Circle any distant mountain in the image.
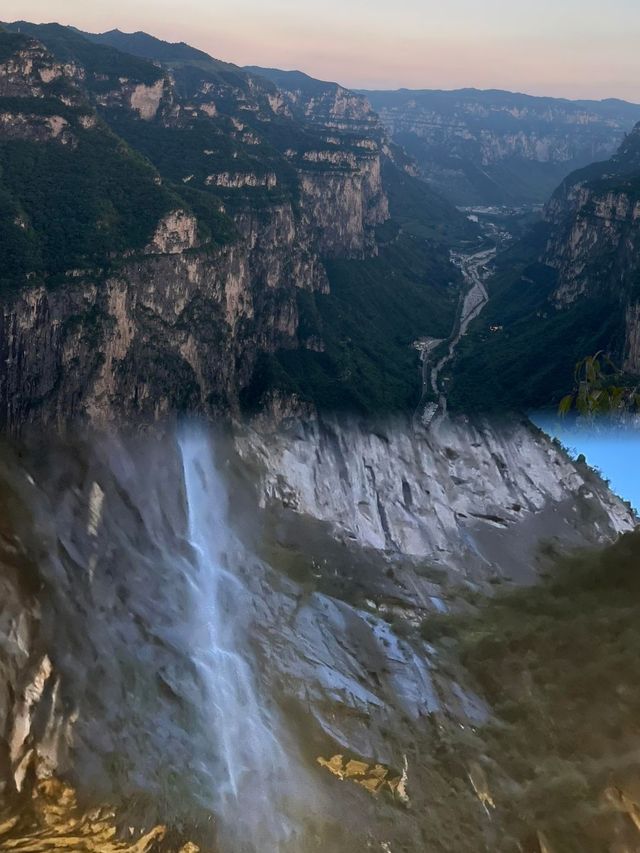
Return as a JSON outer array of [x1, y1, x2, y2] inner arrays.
[[244, 66, 344, 97], [362, 87, 640, 206], [448, 122, 640, 411]]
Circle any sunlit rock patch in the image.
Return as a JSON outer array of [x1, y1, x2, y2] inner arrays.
[[467, 761, 495, 815], [0, 777, 194, 852], [316, 753, 409, 804]]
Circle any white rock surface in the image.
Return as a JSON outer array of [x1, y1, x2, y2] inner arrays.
[[237, 415, 635, 577]]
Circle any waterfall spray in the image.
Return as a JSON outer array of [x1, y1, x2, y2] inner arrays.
[[179, 427, 289, 852]]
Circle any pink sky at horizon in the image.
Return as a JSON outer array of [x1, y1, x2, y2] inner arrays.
[[4, 0, 640, 102]]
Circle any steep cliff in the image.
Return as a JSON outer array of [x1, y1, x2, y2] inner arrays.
[[448, 123, 640, 411], [542, 127, 640, 372], [0, 23, 476, 428], [363, 88, 640, 205], [244, 66, 390, 256], [0, 420, 636, 851], [238, 414, 632, 572]]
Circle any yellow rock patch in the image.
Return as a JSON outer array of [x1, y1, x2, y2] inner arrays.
[[316, 753, 409, 803], [0, 776, 199, 852]]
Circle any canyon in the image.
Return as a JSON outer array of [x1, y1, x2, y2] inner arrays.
[[0, 17, 639, 853], [0, 23, 476, 428]]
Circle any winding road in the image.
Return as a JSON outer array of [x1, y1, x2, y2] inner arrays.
[[416, 247, 496, 424]]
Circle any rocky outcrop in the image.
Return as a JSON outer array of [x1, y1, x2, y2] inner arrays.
[[0, 110, 76, 144], [0, 473, 73, 803], [0, 432, 222, 846], [544, 178, 640, 306], [299, 163, 388, 256], [205, 171, 278, 189], [146, 209, 199, 254], [128, 78, 166, 120], [624, 302, 640, 372], [0, 35, 84, 99], [532, 124, 640, 369]]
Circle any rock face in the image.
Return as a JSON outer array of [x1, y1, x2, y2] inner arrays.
[[363, 88, 640, 205], [0, 418, 635, 851], [0, 210, 327, 427], [237, 414, 634, 575], [544, 148, 640, 307], [245, 68, 390, 255], [539, 125, 640, 369]]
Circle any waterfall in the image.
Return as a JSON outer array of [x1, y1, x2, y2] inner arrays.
[[179, 428, 289, 852]]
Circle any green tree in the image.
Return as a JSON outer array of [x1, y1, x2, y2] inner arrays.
[[559, 352, 639, 418]]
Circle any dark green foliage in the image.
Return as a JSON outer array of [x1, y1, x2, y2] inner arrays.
[[381, 159, 479, 244], [82, 28, 212, 63], [0, 29, 30, 62], [0, 96, 91, 122], [0, 25, 239, 286], [4, 21, 163, 86], [103, 108, 298, 206], [245, 66, 340, 97], [86, 27, 253, 94], [243, 231, 462, 414], [447, 218, 628, 412], [449, 281, 624, 412], [558, 352, 640, 418], [441, 530, 640, 850], [241, 162, 475, 414], [171, 184, 236, 247], [0, 123, 177, 287], [0, 184, 40, 283]]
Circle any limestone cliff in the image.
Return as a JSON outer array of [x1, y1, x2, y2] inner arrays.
[[244, 66, 391, 256], [238, 414, 634, 573], [1, 205, 328, 426], [541, 125, 640, 370]]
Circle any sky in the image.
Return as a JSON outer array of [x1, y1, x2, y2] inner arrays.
[[4, 0, 640, 101], [533, 416, 640, 512]]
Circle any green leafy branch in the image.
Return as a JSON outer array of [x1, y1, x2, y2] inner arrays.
[[558, 352, 639, 418]]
